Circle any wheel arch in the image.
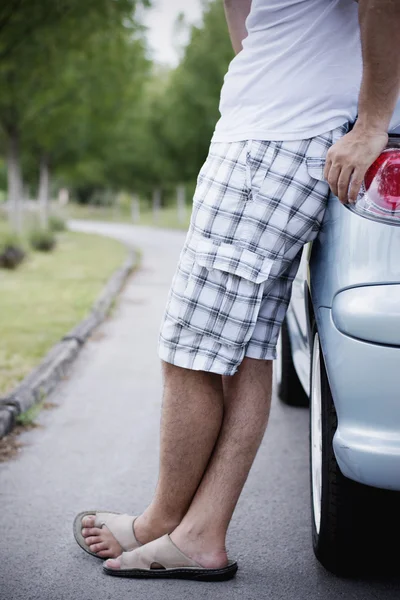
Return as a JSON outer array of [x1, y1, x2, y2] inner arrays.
[[304, 279, 315, 353]]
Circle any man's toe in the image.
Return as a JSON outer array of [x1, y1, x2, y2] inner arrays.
[[104, 557, 122, 570], [82, 526, 102, 538], [82, 515, 96, 528], [84, 535, 101, 547], [89, 542, 108, 553]]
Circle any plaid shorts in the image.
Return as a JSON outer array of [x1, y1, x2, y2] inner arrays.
[[158, 124, 348, 376]]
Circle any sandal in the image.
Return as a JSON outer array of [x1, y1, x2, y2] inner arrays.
[[103, 534, 238, 582], [73, 511, 141, 559]]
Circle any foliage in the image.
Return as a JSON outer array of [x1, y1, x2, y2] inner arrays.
[[0, 0, 151, 225], [16, 401, 44, 427], [160, 0, 233, 182], [0, 245, 25, 269], [0, 0, 233, 211], [29, 228, 56, 252], [48, 215, 67, 232], [0, 225, 25, 268]]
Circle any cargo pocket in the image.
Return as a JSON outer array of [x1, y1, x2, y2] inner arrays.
[[305, 157, 326, 182], [177, 237, 274, 348]]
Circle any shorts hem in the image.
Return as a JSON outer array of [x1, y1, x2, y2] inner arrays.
[[158, 342, 278, 375], [245, 346, 277, 361], [158, 344, 239, 377]]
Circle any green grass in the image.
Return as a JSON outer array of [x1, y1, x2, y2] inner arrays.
[[16, 400, 45, 426], [66, 203, 191, 231], [0, 231, 127, 396]]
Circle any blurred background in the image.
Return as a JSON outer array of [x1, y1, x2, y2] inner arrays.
[[0, 0, 233, 400], [0, 0, 233, 235]]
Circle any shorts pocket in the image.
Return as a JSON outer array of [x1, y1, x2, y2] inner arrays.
[[177, 237, 274, 348], [305, 157, 326, 182]]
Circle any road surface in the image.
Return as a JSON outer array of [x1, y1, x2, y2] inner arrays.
[[1, 220, 399, 600]]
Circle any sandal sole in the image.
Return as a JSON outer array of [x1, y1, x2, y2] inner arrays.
[[103, 561, 238, 582]]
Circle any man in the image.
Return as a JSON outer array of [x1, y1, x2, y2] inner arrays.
[[74, 0, 400, 581]]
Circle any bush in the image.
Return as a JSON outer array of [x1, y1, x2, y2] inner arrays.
[[49, 215, 67, 232], [29, 228, 56, 252], [0, 233, 26, 269]]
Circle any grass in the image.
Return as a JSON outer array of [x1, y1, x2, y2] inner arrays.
[[0, 230, 127, 396], [66, 203, 191, 231], [16, 400, 45, 426]]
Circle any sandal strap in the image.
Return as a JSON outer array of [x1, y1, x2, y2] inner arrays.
[[120, 534, 202, 570], [94, 513, 139, 552]]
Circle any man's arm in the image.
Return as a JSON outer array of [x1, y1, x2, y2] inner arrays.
[[324, 0, 400, 204], [224, 0, 252, 55]]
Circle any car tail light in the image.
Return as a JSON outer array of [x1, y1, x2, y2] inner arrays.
[[350, 139, 400, 225]]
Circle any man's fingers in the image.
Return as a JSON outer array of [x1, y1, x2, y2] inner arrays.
[[337, 166, 354, 204], [323, 156, 332, 182], [348, 168, 365, 204], [326, 164, 341, 198]]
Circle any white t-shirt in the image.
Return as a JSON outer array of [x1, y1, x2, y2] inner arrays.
[[212, 0, 400, 142]]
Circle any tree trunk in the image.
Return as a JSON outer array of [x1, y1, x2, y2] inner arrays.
[[131, 193, 140, 223], [152, 187, 162, 224], [7, 129, 23, 233], [177, 184, 186, 224], [38, 153, 50, 228]]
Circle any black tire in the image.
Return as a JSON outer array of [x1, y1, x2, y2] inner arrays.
[[277, 318, 308, 407], [310, 326, 400, 577]]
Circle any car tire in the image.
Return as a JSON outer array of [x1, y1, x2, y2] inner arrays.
[[310, 326, 400, 576], [276, 318, 308, 407]]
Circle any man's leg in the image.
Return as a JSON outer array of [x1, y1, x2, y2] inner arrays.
[[82, 362, 225, 558], [169, 357, 273, 568], [106, 356, 273, 568]]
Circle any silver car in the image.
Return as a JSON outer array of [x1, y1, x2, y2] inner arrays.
[[275, 134, 400, 576]]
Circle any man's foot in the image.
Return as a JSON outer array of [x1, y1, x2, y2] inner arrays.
[[81, 512, 179, 559], [81, 515, 125, 559], [169, 526, 229, 569], [105, 525, 228, 570]]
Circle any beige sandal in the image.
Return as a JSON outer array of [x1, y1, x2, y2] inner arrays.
[[103, 534, 238, 582], [73, 511, 141, 559]]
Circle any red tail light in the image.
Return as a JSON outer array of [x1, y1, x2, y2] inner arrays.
[[352, 142, 400, 224]]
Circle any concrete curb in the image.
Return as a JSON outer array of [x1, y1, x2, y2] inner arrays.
[[0, 249, 138, 440]]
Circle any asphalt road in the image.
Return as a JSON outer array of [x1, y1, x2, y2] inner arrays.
[[1, 220, 399, 600]]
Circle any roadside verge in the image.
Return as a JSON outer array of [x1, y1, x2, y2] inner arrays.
[[0, 248, 139, 440]]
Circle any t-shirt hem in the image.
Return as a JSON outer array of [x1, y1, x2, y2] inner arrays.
[[211, 117, 350, 143]]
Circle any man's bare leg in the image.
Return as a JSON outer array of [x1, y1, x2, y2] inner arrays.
[[82, 363, 225, 558], [168, 357, 273, 568], [106, 357, 273, 568]]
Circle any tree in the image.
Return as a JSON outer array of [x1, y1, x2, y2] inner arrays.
[[112, 0, 233, 208], [28, 27, 150, 222], [159, 0, 233, 183], [0, 0, 149, 230]]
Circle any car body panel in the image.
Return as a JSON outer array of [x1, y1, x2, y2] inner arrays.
[[286, 192, 400, 491], [316, 307, 400, 490], [311, 200, 400, 308], [332, 284, 400, 345]]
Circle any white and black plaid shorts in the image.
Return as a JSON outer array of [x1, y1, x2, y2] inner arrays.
[[159, 124, 348, 376]]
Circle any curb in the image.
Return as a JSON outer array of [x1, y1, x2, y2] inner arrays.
[[0, 249, 138, 440]]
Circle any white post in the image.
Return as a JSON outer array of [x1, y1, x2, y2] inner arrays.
[[113, 191, 122, 220], [177, 184, 186, 224], [152, 187, 162, 224], [38, 153, 50, 229], [7, 130, 23, 234], [131, 194, 140, 223], [58, 188, 69, 206]]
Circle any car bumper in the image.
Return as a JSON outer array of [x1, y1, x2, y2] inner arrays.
[[332, 284, 400, 345], [317, 307, 400, 491]]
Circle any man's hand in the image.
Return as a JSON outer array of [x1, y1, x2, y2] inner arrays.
[[324, 126, 388, 204], [328, 0, 400, 205]]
